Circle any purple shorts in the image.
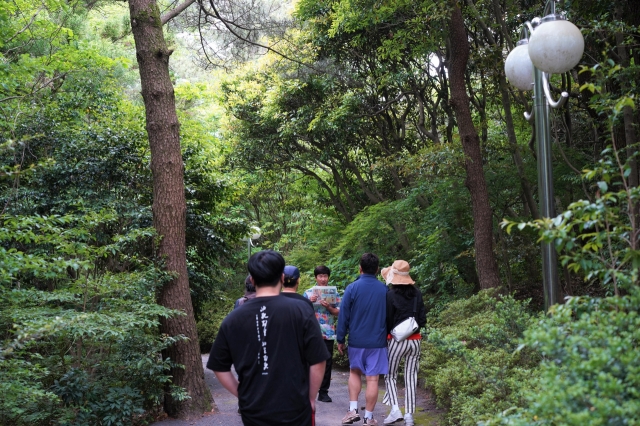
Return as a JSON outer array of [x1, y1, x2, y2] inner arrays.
[[347, 346, 389, 376]]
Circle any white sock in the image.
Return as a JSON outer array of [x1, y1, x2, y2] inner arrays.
[[392, 404, 400, 412], [349, 401, 358, 411], [365, 410, 373, 419]]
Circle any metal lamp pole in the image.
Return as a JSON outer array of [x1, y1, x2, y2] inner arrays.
[[504, 0, 583, 310], [532, 63, 561, 309], [244, 228, 261, 263]]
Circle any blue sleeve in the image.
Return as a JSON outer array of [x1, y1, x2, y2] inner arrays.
[[336, 285, 352, 344]]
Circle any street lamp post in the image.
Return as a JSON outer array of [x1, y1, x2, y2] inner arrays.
[[242, 228, 262, 263], [504, 0, 584, 310]]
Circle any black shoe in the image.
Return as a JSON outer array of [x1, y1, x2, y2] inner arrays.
[[318, 393, 332, 403]]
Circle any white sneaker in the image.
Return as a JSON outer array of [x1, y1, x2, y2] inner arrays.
[[404, 413, 414, 426], [383, 409, 404, 424]]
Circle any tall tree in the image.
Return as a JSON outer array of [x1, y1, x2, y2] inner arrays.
[[447, 2, 501, 289], [127, 0, 212, 417]]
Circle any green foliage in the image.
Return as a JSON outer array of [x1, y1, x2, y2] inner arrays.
[[504, 145, 640, 296], [0, 0, 122, 130], [406, 145, 478, 308], [322, 257, 362, 292], [195, 290, 236, 352], [0, 212, 183, 425], [486, 61, 640, 422], [422, 290, 539, 425], [329, 201, 404, 260], [483, 289, 640, 425], [0, 4, 248, 423], [0, 358, 58, 425], [3, 1, 637, 423]]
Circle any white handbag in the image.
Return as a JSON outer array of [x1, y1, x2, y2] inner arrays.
[[390, 297, 419, 342]]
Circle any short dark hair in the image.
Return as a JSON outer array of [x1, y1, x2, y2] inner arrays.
[[314, 265, 331, 277], [244, 274, 255, 293], [247, 250, 285, 287], [360, 252, 379, 275], [283, 277, 297, 288]]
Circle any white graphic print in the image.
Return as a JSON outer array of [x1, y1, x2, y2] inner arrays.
[[256, 306, 269, 373]]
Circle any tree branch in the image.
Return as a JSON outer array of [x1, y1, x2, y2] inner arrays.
[[6, 6, 45, 44], [161, 0, 196, 25], [196, 0, 323, 72]]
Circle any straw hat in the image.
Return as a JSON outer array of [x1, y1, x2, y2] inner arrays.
[[381, 260, 415, 285]]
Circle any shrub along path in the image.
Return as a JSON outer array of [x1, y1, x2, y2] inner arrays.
[[153, 355, 443, 425]]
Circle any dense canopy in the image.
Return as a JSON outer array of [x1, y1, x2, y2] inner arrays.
[[1, 0, 638, 424]]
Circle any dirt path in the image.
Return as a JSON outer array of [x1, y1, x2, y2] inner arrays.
[[152, 356, 444, 426]]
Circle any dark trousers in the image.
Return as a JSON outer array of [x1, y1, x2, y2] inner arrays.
[[320, 339, 334, 395]]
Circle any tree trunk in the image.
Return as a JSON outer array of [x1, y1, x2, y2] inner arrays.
[[128, 0, 212, 417], [447, 3, 501, 289], [614, 1, 639, 191], [498, 75, 540, 219]]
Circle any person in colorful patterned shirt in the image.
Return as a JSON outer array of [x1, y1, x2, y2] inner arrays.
[[304, 265, 341, 403]]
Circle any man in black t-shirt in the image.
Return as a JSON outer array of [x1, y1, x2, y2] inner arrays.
[[207, 250, 329, 426]]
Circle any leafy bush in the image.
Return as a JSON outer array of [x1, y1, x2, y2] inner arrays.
[[504, 144, 640, 297], [421, 289, 539, 425], [0, 359, 59, 425], [196, 290, 237, 352], [0, 213, 183, 425], [489, 97, 640, 423], [483, 289, 640, 425]]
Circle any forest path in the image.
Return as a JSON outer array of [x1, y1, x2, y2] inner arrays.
[[152, 355, 444, 426]]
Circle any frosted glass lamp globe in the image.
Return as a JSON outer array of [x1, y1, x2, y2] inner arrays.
[[528, 20, 584, 74], [505, 44, 533, 91], [250, 226, 261, 240]]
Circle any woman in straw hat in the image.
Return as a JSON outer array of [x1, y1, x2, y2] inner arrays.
[[381, 260, 427, 426]]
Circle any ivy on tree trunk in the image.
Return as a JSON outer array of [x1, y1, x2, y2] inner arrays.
[[127, 0, 212, 417]]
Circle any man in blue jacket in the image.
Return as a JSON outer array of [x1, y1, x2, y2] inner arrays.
[[337, 253, 388, 426]]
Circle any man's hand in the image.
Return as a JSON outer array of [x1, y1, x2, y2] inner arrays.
[[337, 342, 346, 355], [309, 294, 318, 303], [320, 300, 339, 316], [214, 371, 239, 398], [308, 361, 325, 412]]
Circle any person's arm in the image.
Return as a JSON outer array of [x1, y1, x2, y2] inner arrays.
[[214, 371, 239, 397], [417, 289, 427, 328], [308, 360, 326, 412], [386, 293, 395, 333], [306, 289, 319, 303], [325, 291, 341, 315], [336, 287, 351, 354], [319, 300, 339, 315]]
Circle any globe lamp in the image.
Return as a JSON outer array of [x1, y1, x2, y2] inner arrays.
[[528, 17, 584, 74], [504, 43, 533, 91]]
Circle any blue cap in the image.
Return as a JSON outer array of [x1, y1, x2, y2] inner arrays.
[[284, 265, 300, 280]]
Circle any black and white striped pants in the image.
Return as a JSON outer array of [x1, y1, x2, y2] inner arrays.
[[382, 337, 421, 414]]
